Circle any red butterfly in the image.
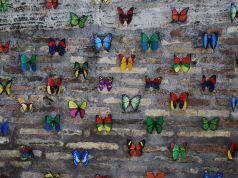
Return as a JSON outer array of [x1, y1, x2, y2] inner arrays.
[[201, 75, 216, 92], [47, 77, 62, 95], [0, 41, 10, 54], [147, 172, 164, 178], [95, 175, 110, 178], [170, 92, 189, 111], [127, 139, 145, 157], [46, 0, 59, 9], [117, 7, 134, 25], [172, 7, 189, 22]]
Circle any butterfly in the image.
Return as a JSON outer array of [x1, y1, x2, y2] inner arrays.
[[0, 78, 12, 95], [70, 13, 88, 28], [204, 170, 223, 178], [202, 117, 219, 131], [232, 96, 238, 112], [19, 145, 34, 161], [173, 54, 191, 73], [203, 32, 218, 49], [68, 100, 87, 119], [122, 94, 141, 112], [99, 76, 113, 91], [18, 98, 33, 112], [95, 0, 110, 5], [146, 116, 164, 134], [0, 41, 10, 53], [45, 114, 61, 132], [141, 32, 160, 52], [19, 55, 37, 72], [73, 62, 89, 79], [117, 7, 134, 25], [171, 7, 189, 22], [0, 120, 9, 137], [170, 92, 189, 111], [145, 76, 162, 91], [95, 175, 110, 178], [0, 0, 7, 12], [230, 3, 238, 22], [96, 114, 112, 132], [146, 172, 164, 178], [119, 54, 135, 72], [48, 38, 66, 56], [47, 77, 62, 95], [72, 149, 89, 167], [201, 75, 216, 92], [227, 143, 238, 160], [44, 172, 60, 178], [127, 139, 145, 157], [170, 142, 187, 161], [94, 34, 112, 52], [46, 0, 59, 9]]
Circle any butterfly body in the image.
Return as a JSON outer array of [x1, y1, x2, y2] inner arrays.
[[173, 54, 191, 73], [146, 116, 164, 134], [47, 77, 62, 95], [0, 41, 10, 53], [94, 34, 112, 52], [18, 98, 33, 112], [170, 142, 187, 161], [0, 120, 9, 137], [146, 172, 164, 178], [122, 94, 141, 112], [99, 76, 113, 91], [119, 54, 135, 72], [70, 13, 88, 28], [73, 149, 89, 167], [203, 32, 218, 49], [141, 32, 159, 52], [44, 172, 60, 178], [202, 117, 219, 131], [170, 92, 189, 111], [145, 76, 162, 91], [201, 75, 216, 92], [127, 139, 145, 157], [73, 62, 88, 79], [172, 7, 189, 22], [48, 38, 66, 56], [20, 55, 37, 72], [96, 114, 112, 132], [117, 7, 134, 25], [45, 114, 61, 132], [46, 0, 59, 9], [68, 100, 87, 119], [19, 145, 34, 161], [0, 0, 7, 12], [0, 79, 12, 95]]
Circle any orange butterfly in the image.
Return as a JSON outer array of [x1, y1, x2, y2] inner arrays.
[[172, 7, 189, 22], [46, 0, 59, 9]]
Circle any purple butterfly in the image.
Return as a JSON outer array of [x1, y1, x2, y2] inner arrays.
[[99, 76, 113, 91]]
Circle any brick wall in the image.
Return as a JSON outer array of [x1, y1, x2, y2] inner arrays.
[[0, 0, 238, 177]]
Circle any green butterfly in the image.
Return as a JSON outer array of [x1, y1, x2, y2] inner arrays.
[[45, 114, 61, 132], [20, 55, 37, 72], [171, 143, 187, 161], [230, 3, 238, 22], [70, 13, 88, 28], [146, 116, 164, 134], [202, 117, 219, 131], [122, 94, 141, 112], [0, 0, 7, 13], [141, 32, 160, 52]]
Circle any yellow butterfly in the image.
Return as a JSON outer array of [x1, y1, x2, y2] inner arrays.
[[95, 0, 110, 5], [18, 98, 33, 112], [0, 78, 12, 95], [119, 54, 135, 72]]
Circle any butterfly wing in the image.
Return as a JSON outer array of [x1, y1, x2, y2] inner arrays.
[[210, 32, 218, 49], [78, 15, 88, 28], [18, 98, 28, 112], [135, 140, 145, 156], [156, 172, 164, 178], [210, 117, 219, 131], [146, 117, 154, 134], [58, 39, 66, 56], [103, 33, 112, 52], [208, 75, 216, 92], [79, 101, 87, 118], [45, 115, 53, 131], [150, 32, 160, 51], [179, 92, 188, 111], [104, 114, 112, 132], [119, 54, 127, 72], [68, 100, 79, 118], [55, 79, 62, 95], [122, 94, 130, 112], [102, 0, 110, 5], [127, 55, 135, 71], [117, 7, 126, 24], [171, 143, 179, 160], [30, 55, 37, 72], [178, 7, 189, 22], [214, 172, 223, 178], [73, 62, 80, 78], [230, 3, 237, 22], [0, 82, 3, 95], [72, 149, 80, 166], [180, 143, 187, 160], [54, 114, 61, 132], [231, 96, 237, 112], [155, 116, 164, 134], [20, 55, 30, 72], [181, 54, 191, 73], [4, 79, 12, 95], [202, 117, 209, 130], [173, 55, 181, 73], [47, 77, 55, 95], [141, 32, 150, 52], [2, 120, 9, 137], [171, 8, 179, 22], [0, 0, 7, 12], [130, 95, 141, 112], [204, 171, 211, 178], [227, 143, 236, 160], [96, 115, 103, 132], [126, 7, 134, 25], [106, 77, 113, 91], [203, 32, 209, 49], [53, 0, 59, 9], [3, 41, 10, 53], [48, 38, 56, 55], [170, 92, 177, 110], [70, 12, 79, 26], [82, 150, 89, 167], [94, 35, 102, 51], [146, 172, 155, 178], [127, 140, 135, 156], [46, 0, 53, 9]]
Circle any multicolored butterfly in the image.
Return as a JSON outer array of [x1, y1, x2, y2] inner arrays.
[[202, 117, 219, 131], [232, 96, 238, 112], [117, 7, 134, 25], [0, 0, 7, 12], [18, 98, 33, 112], [141, 32, 160, 52], [0, 41, 10, 53], [230, 3, 238, 22], [96, 114, 112, 132], [0, 120, 9, 137], [145, 76, 162, 91], [47, 77, 62, 95], [95, 175, 110, 178], [119, 54, 135, 72], [44, 172, 60, 178], [70, 13, 88, 28], [147, 172, 164, 178], [170, 92, 189, 111], [72, 149, 89, 167], [171, 7, 189, 22], [204, 170, 223, 178], [201, 75, 216, 92], [68, 100, 87, 119], [48, 38, 66, 56], [146, 116, 164, 134], [45, 114, 61, 132], [73, 62, 89, 79], [170, 142, 187, 161], [19, 145, 34, 161], [99, 76, 113, 91], [227, 143, 238, 160], [203, 32, 218, 49], [0, 78, 12, 96], [94, 34, 112, 52], [173, 54, 191, 73], [95, 0, 110, 5], [46, 0, 59, 9], [122, 94, 141, 112], [127, 139, 145, 157], [19, 55, 37, 72]]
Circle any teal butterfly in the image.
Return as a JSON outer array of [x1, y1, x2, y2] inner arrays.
[[20, 55, 37, 72], [122, 94, 141, 112]]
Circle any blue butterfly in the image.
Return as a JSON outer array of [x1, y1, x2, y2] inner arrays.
[[203, 32, 218, 49], [0, 120, 9, 137], [94, 34, 112, 52], [72, 149, 89, 167], [204, 170, 223, 178], [232, 96, 238, 112]]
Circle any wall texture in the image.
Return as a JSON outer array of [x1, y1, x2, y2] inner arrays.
[[1, 0, 238, 177]]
